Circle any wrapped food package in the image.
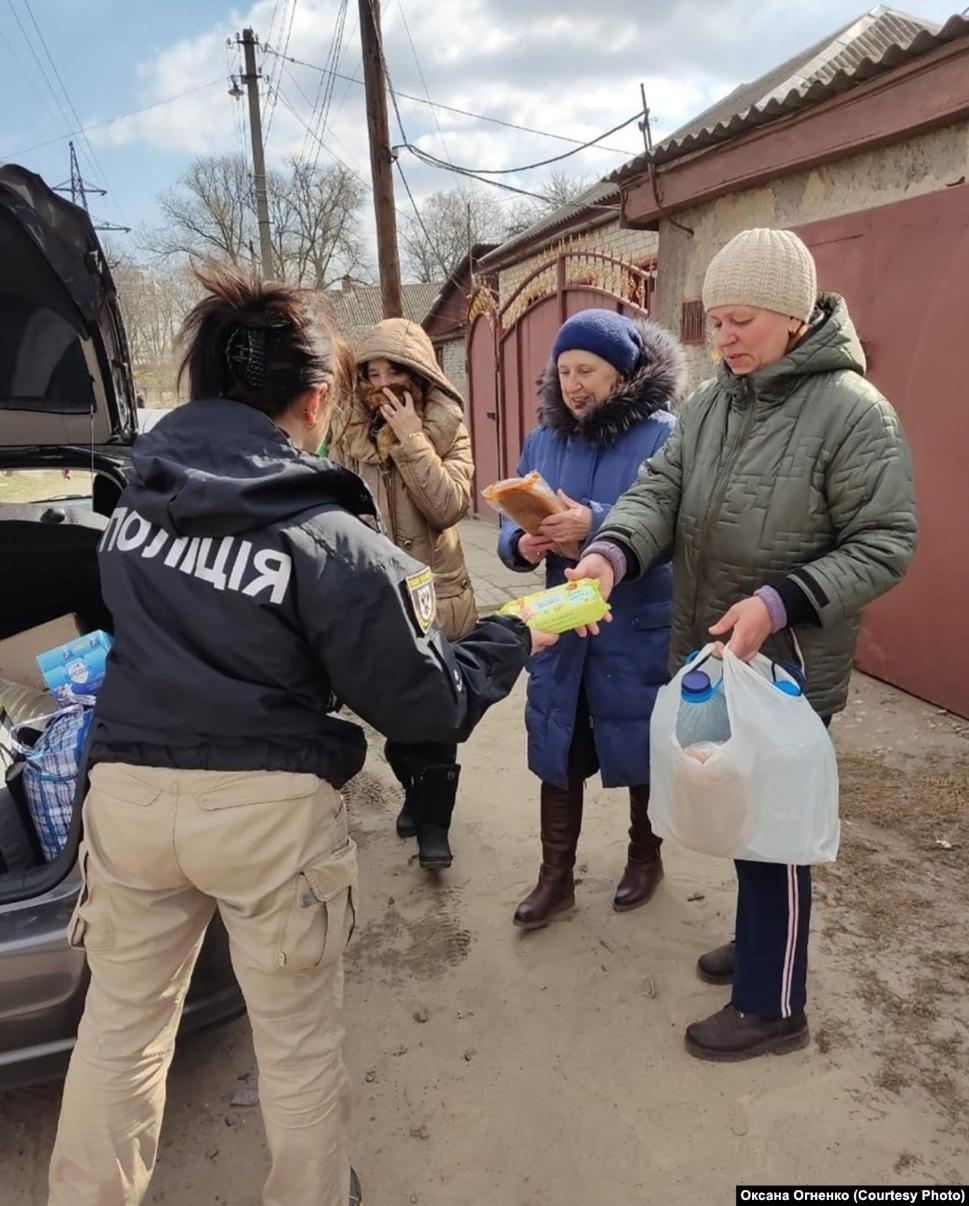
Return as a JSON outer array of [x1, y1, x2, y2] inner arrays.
[[497, 578, 609, 635], [482, 471, 565, 533]]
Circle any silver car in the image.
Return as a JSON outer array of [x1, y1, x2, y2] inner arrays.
[[0, 163, 243, 1091]]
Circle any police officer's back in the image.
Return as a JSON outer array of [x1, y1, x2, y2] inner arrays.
[[48, 266, 539, 1206]]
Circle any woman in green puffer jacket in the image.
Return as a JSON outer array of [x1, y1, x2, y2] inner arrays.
[[571, 228, 918, 1063]]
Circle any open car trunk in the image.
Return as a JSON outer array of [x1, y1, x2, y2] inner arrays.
[[0, 163, 136, 450], [0, 162, 135, 903], [0, 450, 125, 903]]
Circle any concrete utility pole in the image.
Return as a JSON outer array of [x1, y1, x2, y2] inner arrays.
[[358, 0, 403, 318], [239, 27, 275, 278]]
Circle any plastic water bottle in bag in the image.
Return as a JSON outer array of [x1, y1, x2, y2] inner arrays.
[[676, 667, 730, 762]]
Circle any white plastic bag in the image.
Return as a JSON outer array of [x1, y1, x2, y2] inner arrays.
[[648, 645, 840, 864]]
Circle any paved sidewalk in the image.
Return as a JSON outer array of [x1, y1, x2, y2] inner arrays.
[[460, 515, 544, 612]]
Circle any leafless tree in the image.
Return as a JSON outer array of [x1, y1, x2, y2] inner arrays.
[[143, 153, 368, 286], [501, 171, 592, 240], [144, 154, 254, 265], [111, 257, 201, 404], [269, 159, 367, 288], [400, 187, 506, 283]]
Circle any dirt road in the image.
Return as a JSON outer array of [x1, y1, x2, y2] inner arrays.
[[2, 521, 966, 1203]]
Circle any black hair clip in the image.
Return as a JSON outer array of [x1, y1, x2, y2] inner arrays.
[[226, 326, 268, 392]]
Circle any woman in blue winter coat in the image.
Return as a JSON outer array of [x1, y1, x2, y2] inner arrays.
[[498, 309, 686, 929]]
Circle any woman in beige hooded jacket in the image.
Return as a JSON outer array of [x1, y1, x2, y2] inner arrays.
[[332, 318, 477, 869]]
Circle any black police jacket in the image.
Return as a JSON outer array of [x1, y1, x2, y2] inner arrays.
[[89, 398, 530, 787]]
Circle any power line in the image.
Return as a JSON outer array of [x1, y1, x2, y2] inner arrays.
[[6, 1, 75, 143], [405, 112, 642, 177], [280, 57, 363, 176], [403, 140, 622, 215], [395, 158, 449, 278], [273, 82, 370, 187], [288, 0, 348, 166], [396, 0, 451, 166], [0, 11, 65, 134], [325, 4, 360, 125], [18, 0, 120, 216], [309, 0, 349, 172], [266, 0, 282, 47], [264, 0, 299, 144], [1, 78, 228, 160], [263, 46, 640, 156], [365, 0, 407, 145]]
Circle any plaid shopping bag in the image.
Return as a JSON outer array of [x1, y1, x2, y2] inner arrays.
[[11, 704, 92, 862]]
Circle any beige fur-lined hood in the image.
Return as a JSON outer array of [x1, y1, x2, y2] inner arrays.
[[354, 318, 463, 405]]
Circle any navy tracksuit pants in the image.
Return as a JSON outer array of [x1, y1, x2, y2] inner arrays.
[[729, 715, 830, 1020], [732, 861, 811, 1018]]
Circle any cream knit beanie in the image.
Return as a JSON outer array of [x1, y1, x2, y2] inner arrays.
[[702, 228, 818, 322]]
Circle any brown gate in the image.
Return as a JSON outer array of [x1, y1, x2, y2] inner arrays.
[[796, 183, 969, 718], [466, 248, 656, 516]]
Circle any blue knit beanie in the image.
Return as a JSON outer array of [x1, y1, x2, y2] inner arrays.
[[551, 309, 643, 376]]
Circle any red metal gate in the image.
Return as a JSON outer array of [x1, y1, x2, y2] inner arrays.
[[796, 183, 969, 717], [466, 248, 656, 516], [466, 290, 501, 517]]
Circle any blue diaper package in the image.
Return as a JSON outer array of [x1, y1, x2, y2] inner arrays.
[[36, 630, 113, 704]]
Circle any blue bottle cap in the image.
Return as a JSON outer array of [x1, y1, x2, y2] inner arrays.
[[774, 680, 802, 697], [682, 670, 715, 702]]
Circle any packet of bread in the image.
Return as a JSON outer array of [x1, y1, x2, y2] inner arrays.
[[483, 471, 564, 532], [483, 471, 580, 560], [497, 579, 609, 635]]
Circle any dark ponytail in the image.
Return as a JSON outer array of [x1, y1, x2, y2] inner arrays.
[[177, 263, 350, 418]]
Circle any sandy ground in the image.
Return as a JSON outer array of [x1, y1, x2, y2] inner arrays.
[[2, 519, 967, 1204]]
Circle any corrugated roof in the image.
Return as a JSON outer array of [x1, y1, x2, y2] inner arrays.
[[611, 6, 969, 181], [479, 180, 621, 269], [325, 280, 443, 336]]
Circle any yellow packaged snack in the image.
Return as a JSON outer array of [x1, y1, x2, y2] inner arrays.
[[497, 579, 609, 635]]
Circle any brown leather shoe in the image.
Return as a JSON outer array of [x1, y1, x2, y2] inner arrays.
[[613, 785, 663, 912], [514, 779, 583, 930], [697, 940, 735, 985], [685, 1004, 809, 1062]]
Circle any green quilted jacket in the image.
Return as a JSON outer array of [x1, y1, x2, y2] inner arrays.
[[596, 293, 917, 717]]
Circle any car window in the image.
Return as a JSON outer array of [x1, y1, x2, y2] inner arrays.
[[0, 468, 93, 504]]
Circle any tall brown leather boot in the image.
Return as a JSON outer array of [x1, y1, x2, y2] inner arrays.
[[613, 784, 664, 912], [513, 779, 584, 930]]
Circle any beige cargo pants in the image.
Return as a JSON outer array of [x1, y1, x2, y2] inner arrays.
[[48, 762, 358, 1206]]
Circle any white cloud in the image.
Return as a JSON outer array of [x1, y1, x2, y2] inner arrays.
[[84, 0, 958, 240]]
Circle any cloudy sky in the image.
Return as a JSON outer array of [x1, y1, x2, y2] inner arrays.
[[0, 0, 959, 262]]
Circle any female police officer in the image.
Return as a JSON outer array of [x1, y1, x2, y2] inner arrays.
[[47, 266, 550, 1206]]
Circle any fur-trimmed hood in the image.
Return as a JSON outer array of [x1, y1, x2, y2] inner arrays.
[[538, 318, 686, 447]]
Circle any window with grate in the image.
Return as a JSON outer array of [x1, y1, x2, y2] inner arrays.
[[680, 300, 706, 345]]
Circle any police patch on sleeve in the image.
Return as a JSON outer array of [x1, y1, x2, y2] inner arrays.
[[403, 566, 437, 636]]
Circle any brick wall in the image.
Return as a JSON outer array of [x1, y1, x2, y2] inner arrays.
[[434, 336, 468, 409]]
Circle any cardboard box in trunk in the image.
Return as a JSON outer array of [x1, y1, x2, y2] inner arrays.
[[0, 616, 82, 691]]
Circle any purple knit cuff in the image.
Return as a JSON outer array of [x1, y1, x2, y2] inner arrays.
[[585, 540, 628, 586], [754, 586, 787, 634]]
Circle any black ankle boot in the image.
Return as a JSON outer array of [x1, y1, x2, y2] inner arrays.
[[411, 764, 460, 869], [385, 744, 417, 838]]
